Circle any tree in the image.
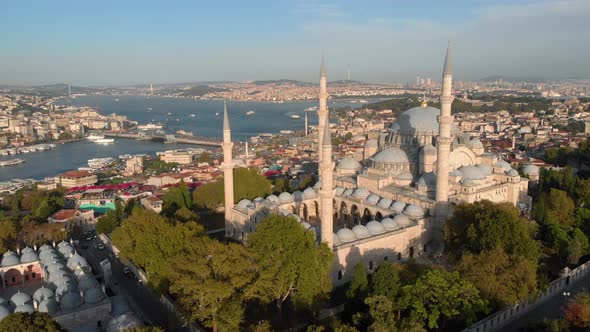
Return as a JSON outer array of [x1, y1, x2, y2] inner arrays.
[[197, 151, 214, 164], [455, 247, 537, 309], [365, 295, 396, 332], [126, 328, 164, 332], [167, 237, 256, 332], [174, 206, 200, 223], [444, 200, 539, 263], [0, 312, 64, 332], [95, 199, 124, 234], [563, 292, 590, 329], [399, 270, 486, 329], [246, 214, 333, 310], [0, 220, 17, 252], [347, 262, 368, 301], [370, 263, 401, 302], [162, 181, 193, 217], [545, 189, 576, 226]]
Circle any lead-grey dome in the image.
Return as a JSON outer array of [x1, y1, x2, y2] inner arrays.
[[67, 253, 89, 270], [336, 228, 357, 243], [352, 188, 370, 199], [84, 286, 106, 304], [458, 165, 486, 180], [60, 292, 82, 309], [381, 217, 399, 230], [334, 187, 345, 196], [2, 251, 20, 267], [352, 225, 370, 239], [495, 160, 512, 170], [343, 188, 354, 196], [10, 291, 32, 307], [366, 221, 386, 235], [390, 201, 406, 213], [303, 187, 317, 199], [0, 304, 10, 320], [236, 199, 253, 210], [38, 298, 59, 314], [14, 304, 34, 313], [333, 233, 341, 246], [393, 214, 413, 227], [377, 198, 393, 209], [33, 286, 55, 302], [507, 169, 519, 176], [366, 194, 381, 205], [372, 147, 409, 164], [278, 192, 294, 204], [266, 195, 279, 204], [337, 157, 362, 170], [389, 106, 459, 135], [523, 164, 540, 176], [19, 251, 39, 263], [404, 204, 425, 219]]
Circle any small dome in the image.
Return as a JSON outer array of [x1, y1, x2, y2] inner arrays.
[[20, 251, 39, 263], [337, 157, 362, 170], [300, 222, 312, 230], [57, 241, 70, 248], [352, 225, 370, 239], [266, 195, 279, 204], [0, 304, 10, 320], [303, 188, 317, 199], [237, 199, 253, 210], [293, 190, 304, 202], [313, 181, 322, 190], [352, 188, 370, 199], [39, 244, 52, 252], [14, 304, 34, 313], [478, 164, 493, 176], [372, 147, 409, 164], [10, 291, 32, 307], [366, 221, 386, 235], [366, 194, 381, 205], [67, 253, 89, 271], [390, 201, 406, 213], [58, 244, 74, 257], [396, 172, 413, 180], [77, 273, 99, 292], [33, 286, 55, 302], [334, 187, 345, 196], [60, 292, 82, 309], [404, 204, 425, 219], [381, 217, 399, 230], [2, 251, 20, 267], [336, 228, 357, 243], [458, 165, 486, 180], [333, 233, 341, 246], [84, 287, 106, 304], [469, 138, 484, 148], [278, 192, 294, 204], [342, 189, 354, 196], [422, 143, 437, 155], [377, 198, 393, 209], [47, 263, 67, 275], [393, 214, 412, 227], [523, 164, 540, 176], [253, 197, 265, 203], [21, 247, 34, 254], [507, 169, 519, 177], [38, 298, 59, 314], [495, 159, 512, 170], [39, 249, 57, 261]]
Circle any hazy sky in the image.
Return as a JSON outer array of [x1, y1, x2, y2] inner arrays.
[[1, 0, 588, 85]]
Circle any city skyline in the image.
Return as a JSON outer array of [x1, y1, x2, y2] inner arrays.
[[1, 0, 589, 85]]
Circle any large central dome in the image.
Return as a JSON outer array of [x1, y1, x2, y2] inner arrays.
[[389, 106, 459, 135]]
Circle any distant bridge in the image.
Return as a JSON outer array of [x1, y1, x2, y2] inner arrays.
[[105, 132, 222, 147]]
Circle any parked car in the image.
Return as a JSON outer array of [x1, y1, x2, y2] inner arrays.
[[97, 243, 105, 250]]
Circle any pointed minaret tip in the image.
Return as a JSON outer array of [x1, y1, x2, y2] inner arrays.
[[443, 41, 452, 76], [223, 101, 230, 130], [320, 51, 326, 78], [322, 115, 331, 146]]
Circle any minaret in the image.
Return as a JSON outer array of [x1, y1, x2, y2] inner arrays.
[[68, 83, 71, 98], [317, 53, 328, 176], [435, 43, 454, 225], [304, 111, 309, 136], [222, 101, 235, 227], [319, 115, 334, 249]]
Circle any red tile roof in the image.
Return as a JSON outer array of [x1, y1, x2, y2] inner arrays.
[[50, 209, 78, 221], [59, 170, 94, 179]]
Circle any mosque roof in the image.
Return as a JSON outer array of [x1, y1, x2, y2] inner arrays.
[[352, 225, 370, 239], [389, 106, 460, 135], [337, 157, 362, 170], [523, 164, 540, 175], [336, 228, 357, 243], [303, 187, 317, 199], [404, 204, 425, 219], [381, 217, 400, 230], [366, 221, 386, 235], [278, 192, 294, 204], [390, 201, 406, 213], [372, 147, 409, 164]]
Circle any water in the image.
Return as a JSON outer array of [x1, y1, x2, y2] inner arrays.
[[0, 96, 379, 181]]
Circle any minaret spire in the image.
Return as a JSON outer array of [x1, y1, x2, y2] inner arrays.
[[319, 114, 334, 249], [222, 101, 235, 237], [318, 52, 328, 177], [435, 42, 455, 230]]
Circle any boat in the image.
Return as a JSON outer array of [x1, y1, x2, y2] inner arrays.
[[147, 107, 153, 111], [86, 134, 105, 141], [215, 112, 219, 116], [245, 110, 255, 115], [94, 138, 115, 144], [305, 106, 317, 111], [137, 123, 164, 131], [190, 114, 196, 118], [167, 112, 172, 115], [115, 99, 119, 102], [290, 114, 301, 119], [88, 157, 115, 169], [0, 159, 24, 167]]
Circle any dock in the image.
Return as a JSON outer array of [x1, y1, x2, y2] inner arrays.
[[105, 132, 222, 147]]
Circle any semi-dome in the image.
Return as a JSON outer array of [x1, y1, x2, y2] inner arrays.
[[366, 221, 386, 235], [366, 194, 381, 205], [38, 298, 59, 314], [278, 192, 294, 204], [84, 287, 106, 304], [393, 214, 412, 227], [303, 188, 317, 199], [337, 157, 362, 171], [352, 225, 370, 239], [20, 251, 39, 263], [396, 172, 413, 180], [390, 201, 406, 213], [60, 292, 82, 309], [507, 169, 520, 177], [14, 304, 34, 313], [381, 217, 399, 230], [336, 228, 357, 243], [33, 286, 55, 302], [10, 291, 32, 307], [333, 233, 341, 246], [365, 139, 378, 147], [404, 204, 425, 219], [523, 164, 540, 176], [458, 165, 486, 180], [266, 195, 279, 204], [352, 188, 370, 199], [389, 106, 459, 135], [342, 188, 354, 196], [334, 187, 345, 196], [469, 138, 484, 148], [372, 147, 409, 164], [416, 172, 436, 186], [377, 198, 393, 209], [2, 252, 20, 267]]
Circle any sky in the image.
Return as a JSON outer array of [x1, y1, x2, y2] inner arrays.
[[0, 0, 589, 86]]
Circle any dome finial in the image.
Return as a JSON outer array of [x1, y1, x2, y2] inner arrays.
[[421, 91, 428, 107]]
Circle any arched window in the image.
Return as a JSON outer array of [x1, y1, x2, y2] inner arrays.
[[337, 271, 343, 280]]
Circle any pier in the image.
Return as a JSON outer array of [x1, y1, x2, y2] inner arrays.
[[105, 132, 222, 147]]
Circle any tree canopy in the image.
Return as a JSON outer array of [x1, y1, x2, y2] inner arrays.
[[0, 312, 64, 332]]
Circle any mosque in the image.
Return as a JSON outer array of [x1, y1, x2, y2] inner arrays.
[[224, 46, 532, 286]]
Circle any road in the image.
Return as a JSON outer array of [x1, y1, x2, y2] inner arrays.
[[504, 271, 590, 331], [77, 234, 188, 331]]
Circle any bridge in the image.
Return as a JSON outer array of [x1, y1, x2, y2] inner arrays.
[[105, 132, 222, 147]]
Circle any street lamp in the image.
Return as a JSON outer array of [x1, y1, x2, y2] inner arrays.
[[563, 291, 571, 306]]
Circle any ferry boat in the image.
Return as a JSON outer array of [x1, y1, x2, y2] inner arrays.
[[0, 159, 25, 167], [190, 114, 196, 118], [137, 123, 164, 131], [86, 134, 105, 141], [88, 157, 115, 169], [290, 114, 301, 119], [245, 110, 255, 115], [94, 138, 115, 144]]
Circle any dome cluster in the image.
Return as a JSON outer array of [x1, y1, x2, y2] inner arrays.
[[333, 212, 419, 245]]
